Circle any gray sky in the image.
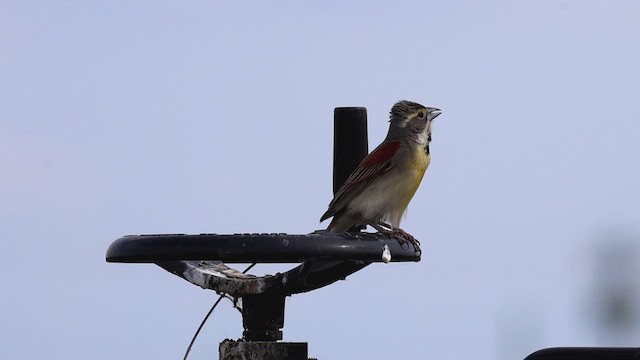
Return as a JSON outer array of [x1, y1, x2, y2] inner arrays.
[[2, 1, 639, 359]]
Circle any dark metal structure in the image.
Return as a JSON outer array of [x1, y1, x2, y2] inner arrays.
[[106, 107, 637, 360], [106, 107, 420, 359]]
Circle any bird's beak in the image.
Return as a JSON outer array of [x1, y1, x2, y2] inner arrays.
[[428, 108, 442, 120]]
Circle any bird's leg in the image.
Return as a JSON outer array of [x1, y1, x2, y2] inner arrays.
[[367, 221, 421, 252], [375, 221, 393, 230], [368, 221, 392, 234]]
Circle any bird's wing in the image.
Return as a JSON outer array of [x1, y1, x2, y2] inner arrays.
[[320, 140, 401, 221]]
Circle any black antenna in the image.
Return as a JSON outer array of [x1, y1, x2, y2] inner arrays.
[[333, 107, 368, 194]]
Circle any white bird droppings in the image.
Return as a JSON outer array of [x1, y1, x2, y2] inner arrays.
[[382, 244, 391, 263]]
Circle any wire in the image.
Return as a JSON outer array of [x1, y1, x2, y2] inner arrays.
[[182, 263, 257, 360]]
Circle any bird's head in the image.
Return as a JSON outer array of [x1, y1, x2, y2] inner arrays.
[[388, 100, 441, 144]]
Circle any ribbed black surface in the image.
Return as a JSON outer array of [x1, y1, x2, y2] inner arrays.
[[106, 232, 420, 263]]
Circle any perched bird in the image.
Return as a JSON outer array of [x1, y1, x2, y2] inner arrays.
[[320, 100, 442, 250]]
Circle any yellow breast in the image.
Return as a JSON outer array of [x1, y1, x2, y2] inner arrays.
[[412, 147, 431, 182], [397, 149, 431, 210]]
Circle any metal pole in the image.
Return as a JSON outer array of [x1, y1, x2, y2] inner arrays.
[[333, 107, 368, 194]]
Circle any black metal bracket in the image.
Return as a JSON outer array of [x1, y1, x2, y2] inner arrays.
[[105, 107, 421, 358]]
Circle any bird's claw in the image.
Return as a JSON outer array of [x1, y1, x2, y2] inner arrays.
[[389, 228, 421, 253], [370, 222, 421, 253]]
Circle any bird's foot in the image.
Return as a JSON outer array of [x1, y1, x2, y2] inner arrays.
[[369, 222, 421, 253], [389, 228, 421, 252]]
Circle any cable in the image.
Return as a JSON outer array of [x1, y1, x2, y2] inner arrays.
[[182, 263, 257, 360]]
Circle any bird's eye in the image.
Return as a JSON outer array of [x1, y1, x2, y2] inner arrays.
[[417, 111, 425, 119]]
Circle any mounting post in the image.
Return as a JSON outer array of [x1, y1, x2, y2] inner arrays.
[[242, 294, 285, 341]]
